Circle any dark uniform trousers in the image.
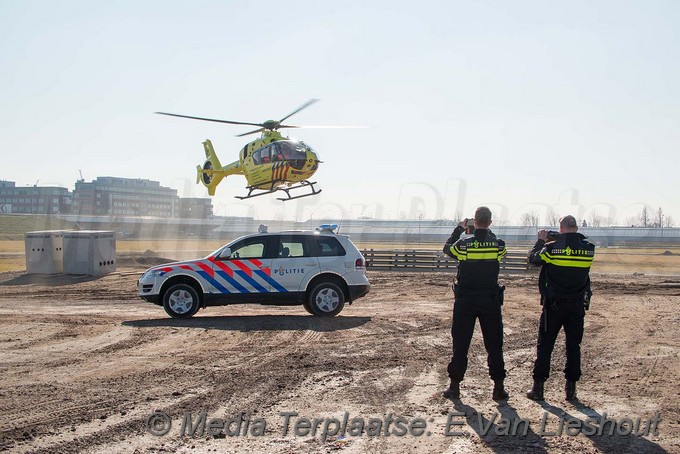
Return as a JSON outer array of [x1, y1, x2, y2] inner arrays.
[[532, 298, 585, 382], [448, 296, 506, 381]]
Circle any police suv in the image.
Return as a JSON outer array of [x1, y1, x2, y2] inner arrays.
[[137, 225, 370, 318]]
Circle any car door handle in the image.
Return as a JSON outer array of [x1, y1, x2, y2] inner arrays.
[[305, 262, 317, 266]]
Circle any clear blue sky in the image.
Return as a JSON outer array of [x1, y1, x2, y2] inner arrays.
[[1, 0, 678, 225]]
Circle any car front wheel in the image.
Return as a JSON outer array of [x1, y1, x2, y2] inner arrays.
[[308, 282, 345, 317], [163, 284, 200, 318]]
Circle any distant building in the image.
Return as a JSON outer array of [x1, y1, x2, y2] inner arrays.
[[177, 197, 213, 219], [1, 177, 213, 219], [73, 177, 179, 217], [0, 180, 72, 214]]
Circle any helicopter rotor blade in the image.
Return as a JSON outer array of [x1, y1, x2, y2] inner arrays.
[[236, 128, 265, 137], [155, 112, 264, 127], [278, 99, 319, 123], [278, 124, 369, 129]]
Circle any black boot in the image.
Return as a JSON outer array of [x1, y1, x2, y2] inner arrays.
[[492, 380, 509, 401], [526, 380, 544, 401], [566, 380, 577, 401], [443, 380, 460, 399]]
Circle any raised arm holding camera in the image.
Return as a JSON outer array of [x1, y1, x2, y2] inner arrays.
[[442, 206, 508, 400], [526, 215, 595, 401]]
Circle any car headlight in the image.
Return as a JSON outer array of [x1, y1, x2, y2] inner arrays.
[[142, 269, 163, 279]]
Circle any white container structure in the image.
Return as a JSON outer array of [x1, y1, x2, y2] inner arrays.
[[62, 231, 116, 275], [24, 231, 65, 274]]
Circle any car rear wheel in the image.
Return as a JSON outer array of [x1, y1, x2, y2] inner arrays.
[[163, 284, 200, 318], [308, 282, 345, 317]]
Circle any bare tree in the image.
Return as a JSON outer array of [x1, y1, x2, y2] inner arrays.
[[588, 211, 603, 227], [664, 215, 674, 228], [624, 216, 639, 227], [546, 208, 560, 227], [520, 210, 540, 227], [654, 207, 664, 228], [640, 207, 650, 227]]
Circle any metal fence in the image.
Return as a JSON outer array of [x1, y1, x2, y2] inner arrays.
[[361, 248, 534, 273]]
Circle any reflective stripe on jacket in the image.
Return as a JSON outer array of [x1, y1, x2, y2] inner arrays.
[[529, 232, 595, 300], [443, 227, 506, 298]]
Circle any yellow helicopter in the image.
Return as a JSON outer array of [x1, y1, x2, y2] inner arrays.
[[156, 99, 354, 201]]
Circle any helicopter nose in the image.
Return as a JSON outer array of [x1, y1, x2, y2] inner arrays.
[[310, 151, 323, 163]]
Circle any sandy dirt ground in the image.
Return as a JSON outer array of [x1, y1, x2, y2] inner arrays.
[[0, 263, 678, 453]]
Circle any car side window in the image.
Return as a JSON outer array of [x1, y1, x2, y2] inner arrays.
[[277, 235, 309, 258], [224, 237, 269, 259], [313, 236, 346, 257]]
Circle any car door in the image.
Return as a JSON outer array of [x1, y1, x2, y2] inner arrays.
[[270, 234, 319, 294], [311, 235, 348, 276], [210, 236, 274, 299]]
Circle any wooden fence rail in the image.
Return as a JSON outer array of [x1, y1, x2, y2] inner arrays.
[[360, 249, 535, 274]]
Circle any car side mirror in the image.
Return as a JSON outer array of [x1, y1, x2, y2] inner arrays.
[[218, 247, 232, 259]]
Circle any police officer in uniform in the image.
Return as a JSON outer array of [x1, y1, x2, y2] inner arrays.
[[442, 206, 508, 400], [526, 215, 595, 401]]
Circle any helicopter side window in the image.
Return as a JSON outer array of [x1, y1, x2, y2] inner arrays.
[[252, 149, 262, 165], [271, 143, 283, 162], [260, 146, 271, 164], [279, 142, 293, 160]]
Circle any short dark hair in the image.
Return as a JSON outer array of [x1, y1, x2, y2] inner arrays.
[[560, 215, 578, 229], [475, 206, 492, 227]]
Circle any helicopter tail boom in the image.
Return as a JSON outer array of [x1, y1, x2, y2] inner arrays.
[[197, 139, 242, 196]]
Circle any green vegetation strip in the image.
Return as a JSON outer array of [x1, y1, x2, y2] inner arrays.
[[0, 214, 78, 239]]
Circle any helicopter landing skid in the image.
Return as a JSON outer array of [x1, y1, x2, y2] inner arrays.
[[234, 180, 322, 201], [276, 180, 322, 201]]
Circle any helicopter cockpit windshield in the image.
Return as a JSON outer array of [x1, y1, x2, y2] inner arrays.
[[277, 141, 313, 170], [252, 140, 316, 169]]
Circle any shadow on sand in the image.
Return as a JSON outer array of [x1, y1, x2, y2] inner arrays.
[[0, 273, 103, 287], [123, 314, 372, 332], [451, 400, 550, 454], [539, 399, 666, 453], [445, 396, 667, 453]]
